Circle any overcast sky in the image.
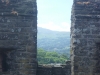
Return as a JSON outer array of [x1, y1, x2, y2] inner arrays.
[[37, 0, 73, 32]]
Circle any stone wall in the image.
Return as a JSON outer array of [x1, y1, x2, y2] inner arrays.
[[0, 0, 37, 75], [0, 0, 71, 75], [37, 61, 71, 75], [71, 0, 100, 75]]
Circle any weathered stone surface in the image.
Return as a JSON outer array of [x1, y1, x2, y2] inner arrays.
[[71, 0, 100, 75], [37, 61, 71, 75], [0, 0, 37, 75]]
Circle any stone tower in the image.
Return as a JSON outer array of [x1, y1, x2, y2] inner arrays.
[[0, 0, 37, 75], [71, 0, 100, 75]]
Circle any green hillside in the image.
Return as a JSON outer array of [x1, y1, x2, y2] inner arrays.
[[37, 27, 70, 57], [37, 27, 70, 39]]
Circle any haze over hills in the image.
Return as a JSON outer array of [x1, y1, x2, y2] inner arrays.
[[37, 27, 70, 39], [37, 27, 70, 56]]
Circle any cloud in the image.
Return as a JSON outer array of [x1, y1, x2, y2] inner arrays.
[[38, 22, 70, 32]]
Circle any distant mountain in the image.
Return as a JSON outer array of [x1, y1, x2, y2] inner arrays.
[[37, 27, 70, 56], [38, 27, 70, 39]]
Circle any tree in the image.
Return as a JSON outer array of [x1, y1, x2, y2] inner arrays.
[[37, 48, 69, 64]]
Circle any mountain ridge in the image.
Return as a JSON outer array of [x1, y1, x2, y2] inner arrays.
[[37, 27, 70, 39], [37, 27, 70, 56]]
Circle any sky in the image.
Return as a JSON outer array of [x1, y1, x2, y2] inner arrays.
[[37, 0, 73, 32]]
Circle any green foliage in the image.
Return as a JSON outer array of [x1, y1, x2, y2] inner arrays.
[[37, 27, 70, 56], [37, 48, 69, 64]]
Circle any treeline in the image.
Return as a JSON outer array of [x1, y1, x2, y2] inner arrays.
[[37, 37, 70, 51], [37, 27, 70, 55], [37, 48, 69, 64]]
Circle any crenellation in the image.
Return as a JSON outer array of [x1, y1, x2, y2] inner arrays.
[[71, 0, 100, 75], [1, 0, 100, 75], [0, 0, 37, 75]]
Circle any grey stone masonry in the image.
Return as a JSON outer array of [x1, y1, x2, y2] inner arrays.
[[71, 0, 100, 75], [37, 61, 71, 75], [0, 0, 37, 75]]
